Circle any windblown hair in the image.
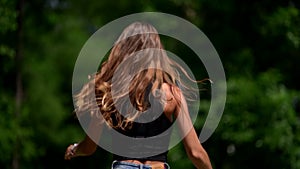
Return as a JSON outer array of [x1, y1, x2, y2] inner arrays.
[[74, 22, 199, 130]]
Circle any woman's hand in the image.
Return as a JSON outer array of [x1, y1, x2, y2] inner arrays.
[[64, 143, 78, 160], [64, 135, 98, 160]]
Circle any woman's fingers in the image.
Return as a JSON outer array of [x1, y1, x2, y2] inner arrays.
[[64, 145, 75, 160]]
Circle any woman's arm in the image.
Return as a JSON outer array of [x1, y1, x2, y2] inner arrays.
[[64, 135, 97, 160], [181, 125, 212, 169], [65, 113, 103, 160], [171, 85, 213, 169]]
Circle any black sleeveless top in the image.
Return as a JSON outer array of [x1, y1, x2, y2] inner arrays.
[[111, 82, 174, 162], [112, 112, 173, 162]]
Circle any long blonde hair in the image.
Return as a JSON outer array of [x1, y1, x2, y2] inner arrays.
[[74, 22, 198, 130]]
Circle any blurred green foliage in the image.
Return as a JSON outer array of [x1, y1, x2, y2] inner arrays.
[[0, 0, 300, 169], [211, 70, 300, 169]]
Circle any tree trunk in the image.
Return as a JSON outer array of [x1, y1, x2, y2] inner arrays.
[[13, 0, 24, 168]]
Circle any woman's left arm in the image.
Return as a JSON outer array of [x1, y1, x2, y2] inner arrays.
[[64, 135, 97, 160], [65, 114, 103, 160]]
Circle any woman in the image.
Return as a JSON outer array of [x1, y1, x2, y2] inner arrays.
[[65, 22, 212, 169]]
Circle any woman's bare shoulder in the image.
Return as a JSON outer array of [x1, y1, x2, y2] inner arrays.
[[161, 83, 179, 119], [161, 83, 181, 98]]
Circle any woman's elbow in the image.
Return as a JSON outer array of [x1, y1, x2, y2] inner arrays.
[[189, 149, 206, 161], [188, 149, 212, 169]]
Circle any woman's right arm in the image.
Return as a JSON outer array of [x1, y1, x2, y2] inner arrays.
[[181, 124, 212, 169], [171, 86, 213, 169]]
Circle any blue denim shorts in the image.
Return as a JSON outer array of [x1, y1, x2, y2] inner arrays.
[[111, 160, 170, 169]]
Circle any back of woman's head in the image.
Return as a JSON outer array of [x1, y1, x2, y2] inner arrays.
[[101, 22, 165, 81], [75, 22, 196, 130]]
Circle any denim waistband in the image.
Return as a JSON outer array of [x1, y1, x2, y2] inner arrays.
[[111, 160, 170, 169]]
